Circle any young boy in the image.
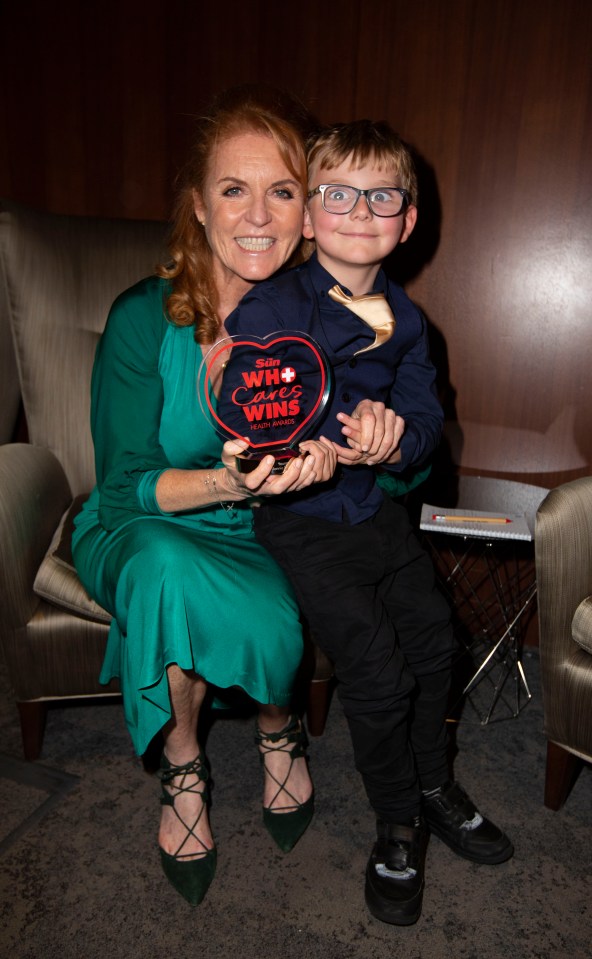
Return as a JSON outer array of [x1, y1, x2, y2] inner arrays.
[[222, 120, 513, 925]]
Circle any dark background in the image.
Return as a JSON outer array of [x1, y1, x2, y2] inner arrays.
[[1, 0, 590, 489]]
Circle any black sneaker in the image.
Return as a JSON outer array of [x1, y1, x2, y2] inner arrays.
[[364, 819, 427, 925], [423, 781, 514, 864]]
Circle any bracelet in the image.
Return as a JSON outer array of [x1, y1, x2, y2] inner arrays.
[[205, 471, 236, 514]]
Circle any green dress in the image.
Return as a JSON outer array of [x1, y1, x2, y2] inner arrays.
[[72, 276, 303, 756]]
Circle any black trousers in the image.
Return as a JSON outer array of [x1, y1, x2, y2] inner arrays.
[[254, 495, 456, 823]]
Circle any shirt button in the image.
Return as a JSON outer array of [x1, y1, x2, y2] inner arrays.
[[342, 392, 351, 403]]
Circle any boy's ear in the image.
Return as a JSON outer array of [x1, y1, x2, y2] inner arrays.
[[398, 204, 418, 244], [303, 206, 315, 240]]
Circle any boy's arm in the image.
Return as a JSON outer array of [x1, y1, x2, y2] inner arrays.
[[225, 286, 288, 337], [333, 312, 443, 470], [219, 289, 293, 441], [387, 317, 443, 470]]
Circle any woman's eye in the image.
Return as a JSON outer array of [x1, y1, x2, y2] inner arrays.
[[222, 186, 242, 197], [274, 188, 295, 199]]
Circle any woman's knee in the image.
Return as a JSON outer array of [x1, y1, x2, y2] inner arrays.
[[122, 523, 195, 582]]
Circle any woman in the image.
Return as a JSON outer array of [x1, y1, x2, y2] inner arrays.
[[72, 86, 335, 906]]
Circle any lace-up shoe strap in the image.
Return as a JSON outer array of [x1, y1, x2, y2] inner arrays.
[[158, 754, 211, 861]]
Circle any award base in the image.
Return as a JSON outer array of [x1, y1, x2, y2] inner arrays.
[[236, 448, 308, 476]]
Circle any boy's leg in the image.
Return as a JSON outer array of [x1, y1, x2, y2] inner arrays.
[[253, 504, 421, 823], [376, 496, 514, 865], [374, 496, 455, 790], [254, 503, 429, 925]]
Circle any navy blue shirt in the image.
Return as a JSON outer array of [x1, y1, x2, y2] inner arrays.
[[223, 253, 443, 524]]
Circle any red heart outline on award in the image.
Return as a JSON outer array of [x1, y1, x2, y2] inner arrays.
[[203, 332, 330, 451]]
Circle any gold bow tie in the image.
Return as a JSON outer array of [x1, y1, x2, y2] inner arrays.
[[328, 284, 396, 355]]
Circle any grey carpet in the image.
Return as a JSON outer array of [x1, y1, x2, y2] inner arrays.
[[0, 650, 590, 959], [0, 755, 79, 856]]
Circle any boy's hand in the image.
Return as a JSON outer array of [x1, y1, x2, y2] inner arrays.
[[298, 438, 338, 483], [335, 400, 405, 466]]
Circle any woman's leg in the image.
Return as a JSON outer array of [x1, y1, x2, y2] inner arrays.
[[256, 705, 313, 810], [159, 665, 214, 857]]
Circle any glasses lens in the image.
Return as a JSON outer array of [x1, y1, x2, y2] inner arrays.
[[322, 185, 358, 214], [367, 189, 406, 216]]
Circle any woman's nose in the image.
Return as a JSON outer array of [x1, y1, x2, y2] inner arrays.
[[245, 194, 272, 226]]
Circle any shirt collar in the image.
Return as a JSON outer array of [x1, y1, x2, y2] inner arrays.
[[307, 250, 388, 299]]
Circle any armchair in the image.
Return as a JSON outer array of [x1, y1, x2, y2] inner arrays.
[[534, 476, 592, 809], [0, 242, 20, 442], [0, 200, 332, 760]]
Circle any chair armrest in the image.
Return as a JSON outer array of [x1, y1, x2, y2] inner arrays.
[[535, 477, 592, 669], [572, 596, 592, 655], [0, 443, 72, 628]]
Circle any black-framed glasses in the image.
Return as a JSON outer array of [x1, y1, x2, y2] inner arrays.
[[307, 183, 409, 217]]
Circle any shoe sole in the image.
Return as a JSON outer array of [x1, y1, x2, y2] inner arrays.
[[426, 821, 514, 864]]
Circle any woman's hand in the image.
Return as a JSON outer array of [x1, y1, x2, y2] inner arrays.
[[220, 437, 336, 498], [334, 400, 405, 466]]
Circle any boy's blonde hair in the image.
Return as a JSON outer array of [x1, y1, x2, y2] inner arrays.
[[307, 120, 418, 206]]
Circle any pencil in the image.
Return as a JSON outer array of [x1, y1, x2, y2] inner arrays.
[[431, 514, 512, 524]]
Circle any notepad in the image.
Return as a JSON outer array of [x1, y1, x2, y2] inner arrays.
[[420, 503, 533, 541]]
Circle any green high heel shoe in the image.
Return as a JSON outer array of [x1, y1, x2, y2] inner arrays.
[[255, 715, 314, 853], [158, 753, 217, 905]]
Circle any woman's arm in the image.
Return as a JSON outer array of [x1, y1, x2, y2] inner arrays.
[[93, 279, 336, 526], [91, 280, 172, 529], [155, 437, 336, 513]]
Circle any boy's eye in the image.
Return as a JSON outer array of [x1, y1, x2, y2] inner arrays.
[[327, 188, 350, 202], [370, 190, 391, 203]]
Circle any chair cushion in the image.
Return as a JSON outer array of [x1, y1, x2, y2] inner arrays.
[[572, 596, 592, 655], [33, 496, 112, 625]]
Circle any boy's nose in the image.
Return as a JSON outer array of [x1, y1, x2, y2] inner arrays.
[[350, 194, 373, 218]]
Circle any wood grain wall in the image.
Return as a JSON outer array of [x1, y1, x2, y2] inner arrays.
[[1, 0, 590, 491]]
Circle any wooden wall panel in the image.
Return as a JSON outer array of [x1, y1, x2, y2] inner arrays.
[[354, 0, 592, 489], [1, 0, 589, 490]]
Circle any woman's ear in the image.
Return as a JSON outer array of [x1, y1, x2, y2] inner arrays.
[[302, 206, 315, 241], [192, 188, 206, 225]]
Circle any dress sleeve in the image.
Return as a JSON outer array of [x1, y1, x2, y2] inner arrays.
[[385, 308, 444, 472], [91, 278, 172, 530]]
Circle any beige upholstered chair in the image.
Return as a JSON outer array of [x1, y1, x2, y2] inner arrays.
[[535, 477, 592, 809], [0, 233, 20, 443], [0, 200, 332, 760]]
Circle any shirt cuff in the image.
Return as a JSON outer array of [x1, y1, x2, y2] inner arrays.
[[136, 468, 172, 514]]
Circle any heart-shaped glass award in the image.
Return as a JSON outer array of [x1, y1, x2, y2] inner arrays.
[[199, 331, 332, 473]]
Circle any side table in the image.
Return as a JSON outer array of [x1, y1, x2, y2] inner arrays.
[[420, 477, 549, 724]]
